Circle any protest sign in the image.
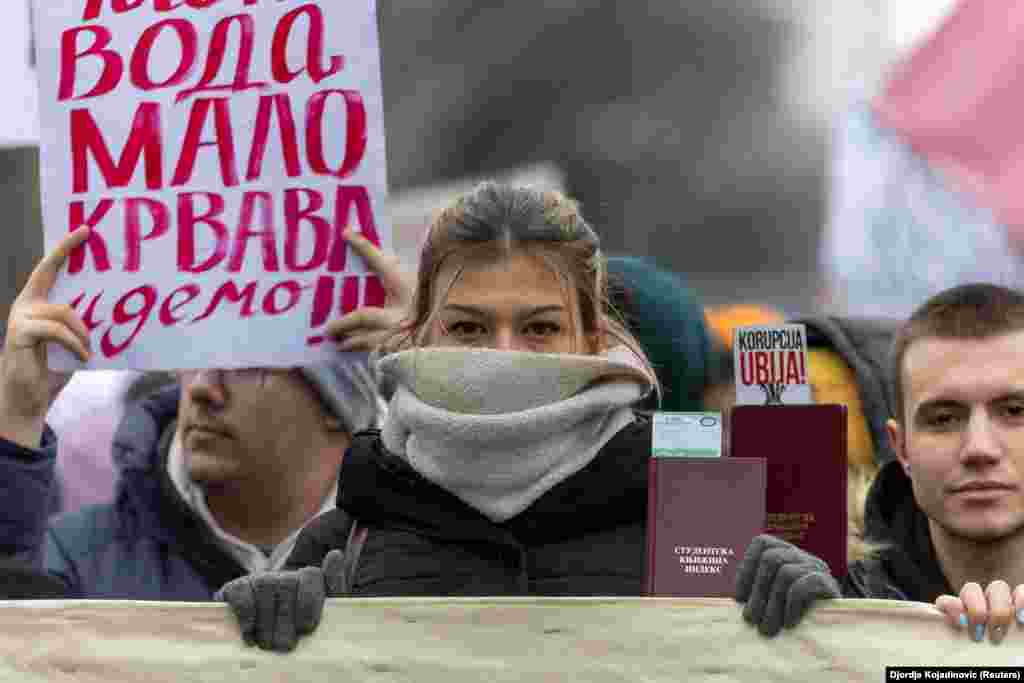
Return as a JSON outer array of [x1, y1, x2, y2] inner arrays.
[[733, 323, 812, 405], [0, 1, 40, 146], [33, 0, 390, 370], [0, 598, 1017, 681]]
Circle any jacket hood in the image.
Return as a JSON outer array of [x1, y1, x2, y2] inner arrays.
[[793, 315, 900, 466], [106, 383, 247, 588], [107, 385, 180, 540], [111, 384, 180, 475]]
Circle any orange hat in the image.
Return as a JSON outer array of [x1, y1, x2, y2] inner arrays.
[[704, 305, 784, 350]]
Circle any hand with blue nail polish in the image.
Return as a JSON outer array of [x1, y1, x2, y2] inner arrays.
[[935, 580, 1020, 644]]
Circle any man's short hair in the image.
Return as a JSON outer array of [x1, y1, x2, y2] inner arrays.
[[891, 283, 1024, 423]]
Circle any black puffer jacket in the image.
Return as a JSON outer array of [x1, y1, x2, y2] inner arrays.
[[287, 418, 651, 596], [841, 459, 953, 601]]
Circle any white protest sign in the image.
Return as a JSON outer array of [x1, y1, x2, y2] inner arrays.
[[733, 324, 812, 406], [34, 0, 390, 370], [0, 1, 40, 147]]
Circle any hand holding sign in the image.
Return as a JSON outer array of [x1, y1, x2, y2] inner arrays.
[[1, 226, 92, 448], [34, 0, 390, 370], [326, 229, 413, 352]]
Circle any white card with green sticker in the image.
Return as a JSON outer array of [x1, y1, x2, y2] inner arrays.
[[651, 412, 722, 458]]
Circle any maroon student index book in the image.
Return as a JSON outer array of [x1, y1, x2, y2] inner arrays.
[[645, 457, 767, 597], [729, 404, 848, 577]]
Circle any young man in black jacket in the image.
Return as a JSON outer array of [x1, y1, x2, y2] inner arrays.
[[739, 283, 1024, 646]]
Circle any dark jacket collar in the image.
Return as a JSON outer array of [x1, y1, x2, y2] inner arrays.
[[339, 418, 651, 548], [110, 386, 246, 590], [863, 459, 953, 602]]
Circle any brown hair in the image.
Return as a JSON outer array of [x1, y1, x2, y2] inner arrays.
[[384, 182, 659, 393], [891, 283, 1024, 423]]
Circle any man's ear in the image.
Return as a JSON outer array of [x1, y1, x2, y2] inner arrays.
[[887, 418, 908, 469]]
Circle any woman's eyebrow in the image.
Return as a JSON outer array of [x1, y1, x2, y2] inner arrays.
[[523, 305, 566, 317], [440, 304, 488, 316], [441, 304, 567, 317]]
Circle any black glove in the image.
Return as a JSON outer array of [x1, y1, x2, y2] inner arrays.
[[216, 549, 346, 652], [734, 534, 841, 637]]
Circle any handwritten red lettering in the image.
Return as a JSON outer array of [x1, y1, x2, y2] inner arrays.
[[306, 90, 366, 180], [101, 284, 157, 357], [59, 26, 123, 100], [271, 4, 343, 85], [262, 280, 307, 315], [175, 14, 267, 104], [328, 185, 380, 271], [83, 0, 237, 21], [190, 280, 257, 323], [228, 191, 278, 272], [71, 103, 163, 193], [172, 98, 239, 188], [67, 200, 114, 274], [247, 94, 301, 181], [130, 19, 198, 91], [284, 189, 329, 271], [69, 292, 107, 333], [177, 192, 228, 272], [159, 283, 202, 325], [123, 197, 170, 271]]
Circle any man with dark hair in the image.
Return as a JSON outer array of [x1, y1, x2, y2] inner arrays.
[[738, 283, 1024, 645]]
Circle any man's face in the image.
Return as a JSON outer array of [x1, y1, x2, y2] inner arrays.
[[890, 331, 1024, 543], [175, 368, 335, 490]]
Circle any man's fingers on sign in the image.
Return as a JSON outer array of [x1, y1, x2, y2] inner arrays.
[[6, 227, 93, 362], [22, 226, 91, 301]]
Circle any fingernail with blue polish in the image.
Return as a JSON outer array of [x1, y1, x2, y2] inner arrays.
[[974, 624, 985, 642], [1017, 609, 1024, 626], [958, 614, 968, 629]]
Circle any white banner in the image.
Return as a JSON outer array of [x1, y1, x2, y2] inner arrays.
[[0, 598, 1017, 681]]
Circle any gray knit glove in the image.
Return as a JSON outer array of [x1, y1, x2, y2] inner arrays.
[[216, 550, 347, 652], [734, 534, 841, 637]]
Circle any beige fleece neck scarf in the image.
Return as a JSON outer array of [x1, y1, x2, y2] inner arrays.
[[377, 346, 652, 523]]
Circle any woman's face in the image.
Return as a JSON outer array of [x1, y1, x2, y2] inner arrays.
[[426, 250, 590, 354]]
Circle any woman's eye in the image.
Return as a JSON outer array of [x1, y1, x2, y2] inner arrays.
[[926, 412, 959, 429], [524, 321, 561, 337], [448, 321, 486, 340], [1000, 402, 1024, 419]]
